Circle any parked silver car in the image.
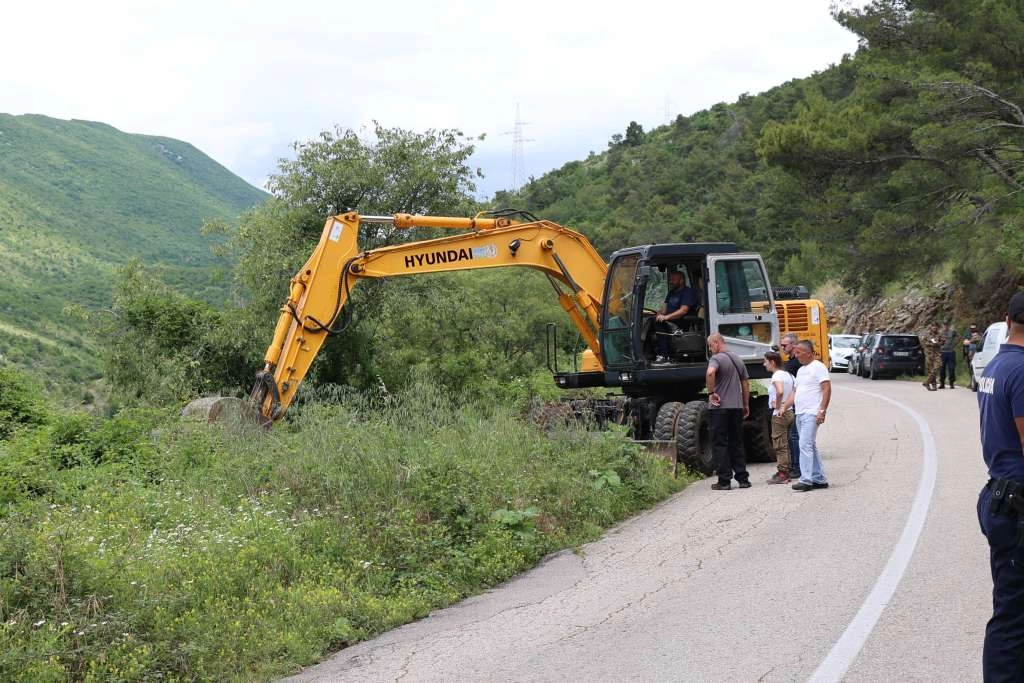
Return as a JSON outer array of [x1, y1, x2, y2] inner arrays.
[[848, 332, 875, 376], [828, 334, 861, 372]]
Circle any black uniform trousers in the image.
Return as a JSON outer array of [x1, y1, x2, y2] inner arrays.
[[978, 484, 1024, 682], [940, 350, 957, 386], [710, 408, 747, 485]]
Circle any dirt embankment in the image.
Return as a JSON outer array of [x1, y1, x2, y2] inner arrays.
[[823, 268, 1022, 335]]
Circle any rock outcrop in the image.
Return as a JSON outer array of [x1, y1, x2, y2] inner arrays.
[[824, 268, 1022, 335]]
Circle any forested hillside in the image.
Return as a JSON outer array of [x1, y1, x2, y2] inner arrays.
[[0, 114, 267, 391], [506, 0, 1024, 313]]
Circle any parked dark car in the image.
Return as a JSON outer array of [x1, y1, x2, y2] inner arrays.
[[860, 333, 925, 379], [848, 332, 875, 377]]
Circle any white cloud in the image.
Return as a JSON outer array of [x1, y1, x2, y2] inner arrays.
[[1, 0, 858, 197]]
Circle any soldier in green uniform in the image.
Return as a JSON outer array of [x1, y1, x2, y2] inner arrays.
[[922, 322, 942, 391]]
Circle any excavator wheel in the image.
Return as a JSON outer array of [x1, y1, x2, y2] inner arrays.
[[677, 400, 713, 474], [653, 401, 685, 442], [181, 396, 262, 425], [651, 401, 685, 477]]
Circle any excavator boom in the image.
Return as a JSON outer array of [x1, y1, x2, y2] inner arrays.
[[251, 212, 608, 422]]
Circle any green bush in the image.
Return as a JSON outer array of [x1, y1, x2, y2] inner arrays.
[[0, 381, 680, 681], [0, 367, 50, 439]]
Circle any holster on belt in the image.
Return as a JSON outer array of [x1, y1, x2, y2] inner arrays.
[[991, 478, 1024, 549]]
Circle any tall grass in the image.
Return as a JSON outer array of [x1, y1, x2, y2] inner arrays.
[[1, 380, 680, 681]]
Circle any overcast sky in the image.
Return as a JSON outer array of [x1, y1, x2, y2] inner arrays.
[[2, 1, 859, 199]]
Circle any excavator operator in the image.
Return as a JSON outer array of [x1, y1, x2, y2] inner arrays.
[[654, 268, 700, 363]]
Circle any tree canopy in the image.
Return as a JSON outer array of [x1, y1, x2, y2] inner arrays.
[[105, 124, 580, 405], [510, 0, 1024, 295]]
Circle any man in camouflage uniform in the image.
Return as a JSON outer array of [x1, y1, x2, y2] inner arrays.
[[922, 322, 942, 391]]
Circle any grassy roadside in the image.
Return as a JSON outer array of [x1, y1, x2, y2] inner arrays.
[[0, 376, 684, 681], [878, 360, 975, 389]]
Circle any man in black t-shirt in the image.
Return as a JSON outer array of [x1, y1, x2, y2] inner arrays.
[[780, 332, 802, 480]]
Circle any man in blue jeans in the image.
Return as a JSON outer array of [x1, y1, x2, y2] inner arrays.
[[977, 291, 1024, 681], [939, 320, 959, 389], [780, 333, 802, 480], [780, 339, 831, 491]]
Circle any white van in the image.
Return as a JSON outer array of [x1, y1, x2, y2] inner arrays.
[[971, 321, 1009, 391]]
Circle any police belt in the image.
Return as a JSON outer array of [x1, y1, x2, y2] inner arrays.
[[988, 478, 1024, 516]]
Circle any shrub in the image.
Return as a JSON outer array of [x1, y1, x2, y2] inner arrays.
[[0, 367, 50, 439], [0, 382, 680, 681]]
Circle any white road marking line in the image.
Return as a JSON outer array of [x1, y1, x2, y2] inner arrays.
[[808, 386, 938, 683]]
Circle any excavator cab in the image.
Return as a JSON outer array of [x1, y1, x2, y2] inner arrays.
[[555, 243, 777, 392], [555, 242, 778, 394]]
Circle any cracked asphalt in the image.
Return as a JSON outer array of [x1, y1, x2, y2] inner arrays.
[[282, 374, 989, 682]]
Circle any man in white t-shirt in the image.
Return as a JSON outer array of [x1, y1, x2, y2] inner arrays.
[[763, 350, 795, 484], [780, 339, 831, 491]]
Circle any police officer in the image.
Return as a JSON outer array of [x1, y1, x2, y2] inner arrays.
[[977, 291, 1024, 681]]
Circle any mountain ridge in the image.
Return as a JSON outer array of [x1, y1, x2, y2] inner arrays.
[[0, 113, 268, 391]]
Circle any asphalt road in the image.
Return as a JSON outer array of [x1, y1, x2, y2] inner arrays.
[[283, 373, 990, 682]]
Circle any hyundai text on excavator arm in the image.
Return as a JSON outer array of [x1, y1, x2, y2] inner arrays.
[[242, 210, 786, 474]]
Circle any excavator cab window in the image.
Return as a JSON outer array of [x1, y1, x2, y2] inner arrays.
[[708, 255, 778, 354], [714, 259, 770, 314], [643, 267, 668, 310], [601, 253, 640, 367]]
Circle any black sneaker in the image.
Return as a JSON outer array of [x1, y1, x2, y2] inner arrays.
[[812, 482, 829, 489], [737, 480, 752, 489], [792, 481, 814, 492], [711, 482, 732, 490]]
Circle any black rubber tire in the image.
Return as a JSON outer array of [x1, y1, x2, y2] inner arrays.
[[653, 401, 685, 441], [743, 396, 775, 463], [677, 400, 713, 474]]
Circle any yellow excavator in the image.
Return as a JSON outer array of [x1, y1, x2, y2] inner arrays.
[[218, 209, 793, 473]]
